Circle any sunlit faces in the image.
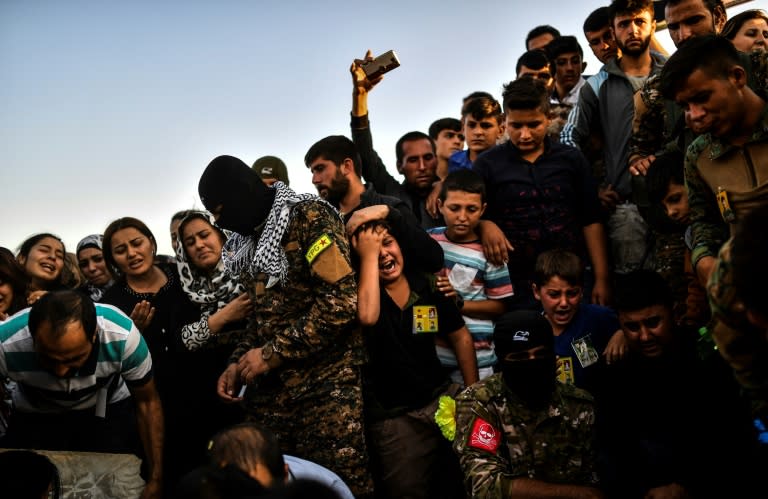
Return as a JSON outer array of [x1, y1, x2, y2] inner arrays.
[[553, 52, 584, 93], [612, 9, 655, 56], [78, 247, 111, 287], [463, 118, 504, 156], [533, 276, 583, 334], [0, 278, 13, 315], [661, 182, 690, 225], [505, 108, 550, 160], [665, 0, 719, 47], [109, 227, 156, 277], [398, 139, 438, 191], [435, 129, 465, 161], [619, 304, 674, 358], [34, 319, 95, 378], [18, 237, 65, 287], [732, 18, 768, 53], [674, 67, 747, 137], [182, 218, 224, 272], [438, 190, 486, 243], [585, 26, 619, 63], [377, 228, 404, 284], [517, 65, 553, 90], [309, 157, 350, 204]]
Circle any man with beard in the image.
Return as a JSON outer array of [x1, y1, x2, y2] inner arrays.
[[304, 134, 444, 272], [453, 310, 602, 498], [0, 290, 164, 499], [628, 0, 728, 176], [561, 0, 665, 276], [197, 155, 374, 498]]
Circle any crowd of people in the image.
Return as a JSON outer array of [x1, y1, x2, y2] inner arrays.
[[2, 0, 768, 498]]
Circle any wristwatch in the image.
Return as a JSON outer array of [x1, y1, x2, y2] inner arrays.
[[262, 342, 275, 363]]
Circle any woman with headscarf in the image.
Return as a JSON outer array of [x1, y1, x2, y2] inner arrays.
[[174, 211, 250, 455], [76, 234, 114, 302], [175, 211, 251, 351]]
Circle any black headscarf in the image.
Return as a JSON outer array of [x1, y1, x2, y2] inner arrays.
[[198, 155, 276, 235]]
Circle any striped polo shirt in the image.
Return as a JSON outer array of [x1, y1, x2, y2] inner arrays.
[[428, 227, 514, 368], [0, 303, 152, 413]]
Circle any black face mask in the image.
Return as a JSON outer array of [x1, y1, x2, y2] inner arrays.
[[198, 155, 275, 235], [500, 356, 557, 409], [215, 189, 275, 235]]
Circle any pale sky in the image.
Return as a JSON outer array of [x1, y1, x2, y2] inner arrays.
[[1, 0, 763, 255]]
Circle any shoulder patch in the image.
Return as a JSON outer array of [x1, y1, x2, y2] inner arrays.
[[305, 233, 332, 264], [468, 417, 501, 454]]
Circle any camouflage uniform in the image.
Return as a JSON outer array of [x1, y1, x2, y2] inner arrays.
[[708, 238, 768, 421], [685, 104, 768, 270], [629, 50, 768, 166], [453, 373, 598, 498], [229, 199, 373, 497]]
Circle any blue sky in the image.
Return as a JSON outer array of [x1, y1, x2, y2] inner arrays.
[[1, 0, 762, 255]]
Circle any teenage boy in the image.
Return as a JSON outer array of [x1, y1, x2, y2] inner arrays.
[[473, 77, 610, 309], [583, 6, 620, 64], [429, 117, 464, 180], [428, 170, 514, 384], [448, 96, 505, 174], [645, 150, 709, 329], [532, 249, 625, 394]]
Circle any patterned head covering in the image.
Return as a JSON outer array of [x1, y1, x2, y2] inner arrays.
[[76, 234, 103, 255], [75, 234, 113, 302], [174, 211, 246, 307]]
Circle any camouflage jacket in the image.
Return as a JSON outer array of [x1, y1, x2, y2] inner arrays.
[[229, 200, 365, 399], [630, 50, 768, 165], [453, 373, 598, 498], [685, 103, 768, 268], [708, 238, 768, 419]]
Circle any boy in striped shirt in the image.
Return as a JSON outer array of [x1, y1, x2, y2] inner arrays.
[[429, 170, 514, 385]]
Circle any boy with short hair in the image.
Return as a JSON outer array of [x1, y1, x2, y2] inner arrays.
[[473, 77, 610, 308], [429, 117, 464, 180], [532, 249, 625, 393], [428, 169, 514, 384], [646, 150, 709, 328], [448, 96, 505, 173]]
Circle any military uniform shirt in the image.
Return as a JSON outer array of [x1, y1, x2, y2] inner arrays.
[[454, 373, 598, 498]]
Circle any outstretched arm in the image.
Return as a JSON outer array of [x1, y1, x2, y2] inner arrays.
[[129, 379, 164, 499]]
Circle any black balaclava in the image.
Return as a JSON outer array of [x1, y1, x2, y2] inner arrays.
[[198, 155, 276, 235], [494, 310, 557, 409]]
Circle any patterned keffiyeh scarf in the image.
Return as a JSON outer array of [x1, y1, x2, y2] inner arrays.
[[174, 213, 245, 310], [221, 181, 338, 287]]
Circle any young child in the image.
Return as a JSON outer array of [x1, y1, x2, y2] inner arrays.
[[351, 219, 477, 499], [448, 96, 504, 173], [428, 170, 513, 384], [646, 150, 709, 329], [532, 249, 625, 394]]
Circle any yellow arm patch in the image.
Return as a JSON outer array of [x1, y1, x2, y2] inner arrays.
[[305, 233, 332, 264]]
